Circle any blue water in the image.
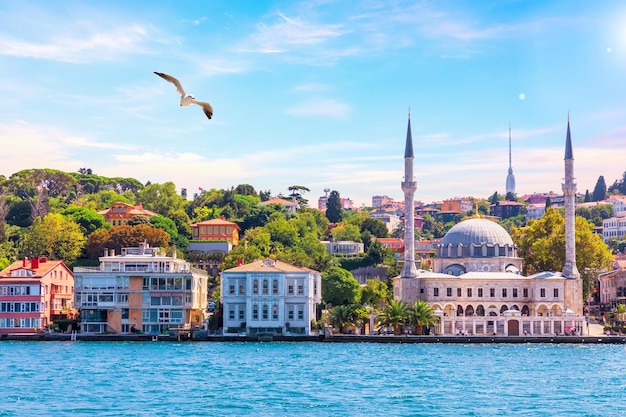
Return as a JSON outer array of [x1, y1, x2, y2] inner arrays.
[[0, 341, 624, 416]]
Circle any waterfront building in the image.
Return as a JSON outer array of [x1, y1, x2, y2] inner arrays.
[[98, 201, 157, 226], [0, 257, 75, 334], [221, 258, 322, 336], [73, 242, 208, 334], [598, 257, 626, 310], [394, 118, 584, 336]]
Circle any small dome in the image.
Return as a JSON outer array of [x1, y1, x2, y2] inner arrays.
[[441, 218, 514, 247]]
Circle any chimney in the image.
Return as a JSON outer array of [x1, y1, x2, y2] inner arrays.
[[32, 257, 39, 269], [138, 202, 143, 210], [109, 249, 115, 257], [23, 257, 28, 267], [237, 258, 244, 266]]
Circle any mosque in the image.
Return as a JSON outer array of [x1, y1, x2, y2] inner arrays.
[[393, 115, 584, 336]]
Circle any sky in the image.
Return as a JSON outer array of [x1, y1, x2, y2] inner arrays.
[[1, 1, 625, 208]]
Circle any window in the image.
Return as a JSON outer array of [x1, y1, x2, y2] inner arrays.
[[434, 288, 439, 297], [239, 284, 245, 294], [262, 280, 268, 294], [229, 308, 235, 320], [446, 288, 452, 297], [252, 305, 259, 320], [253, 280, 259, 294], [272, 279, 278, 294], [298, 284, 304, 295], [502, 289, 507, 297], [467, 288, 472, 297], [288, 285, 294, 295], [262, 305, 268, 320], [553, 288, 559, 297], [288, 308, 294, 320], [490, 288, 495, 297], [523, 288, 528, 298], [298, 308, 304, 320], [229, 285, 235, 294], [478, 288, 483, 297], [314, 281, 318, 295], [239, 309, 244, 320], [457, 288, 462, 297], [540, 288, 546, 297], [272, 305, 278, 320]]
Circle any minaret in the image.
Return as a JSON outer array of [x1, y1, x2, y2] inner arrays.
[[401, 110, 418, 278], [505, 123, 516, 195], [562, 115, 580, 279]]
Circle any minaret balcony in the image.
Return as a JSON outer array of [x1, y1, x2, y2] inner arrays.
[[402, 181, 417, 192]]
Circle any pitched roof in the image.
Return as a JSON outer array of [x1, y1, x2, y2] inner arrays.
[[223, 258, 317, 273], [191, 218, 240, 229], [258, 197, 299, 207], [98, 202, 157, 217], [0, 258, 70, 278]]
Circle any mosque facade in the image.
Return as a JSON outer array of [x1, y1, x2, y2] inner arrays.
[[393, 118, 584, 336]]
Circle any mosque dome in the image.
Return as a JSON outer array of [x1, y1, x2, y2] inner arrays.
[[440, 218, 514, 247]]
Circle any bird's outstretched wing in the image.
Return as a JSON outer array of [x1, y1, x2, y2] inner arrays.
[[154, 72, 186, 98], [192, 100, 213, 119]]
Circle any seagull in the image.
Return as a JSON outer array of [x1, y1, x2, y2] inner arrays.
[[154, 71, 213, 120]]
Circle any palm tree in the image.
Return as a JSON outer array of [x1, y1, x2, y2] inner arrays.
[[377, 300, 409, 335], [408, 300, 438, 335], [327, 305, 360, 334]]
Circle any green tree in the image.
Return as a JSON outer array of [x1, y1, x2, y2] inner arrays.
[[511, 208, 613, 301], [330, 223, 361, 242], [407, 300, 438, 335], [61, 205, 109, 236], [592, 176, 607, 201], [360, 279, 389, 307], [367, 239, 387, 265], [288, 185, 310, 207], [85, 224, 170, 259], [584, 189, 591, 202], [377, 300, 409, 335], [19, 213, 86, 263], [609, 171, 626, 194], [138, 182, 187, 216], [321, 266, 360, 307], [361, 217, 389, 238], [325, 190, 343, 223], [325, 304, 368, 334]]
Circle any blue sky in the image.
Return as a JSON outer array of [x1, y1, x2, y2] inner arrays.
[[1, 1, 625, 207]]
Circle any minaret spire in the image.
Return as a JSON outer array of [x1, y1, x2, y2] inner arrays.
[[505, 122, 516, 195], [562, 116, 579, 279], [401, 111, 418, 278]]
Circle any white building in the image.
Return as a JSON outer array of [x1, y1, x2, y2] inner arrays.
[[221, 259, 322, 336], [321, 240, 364, 257], [604, 195, 626, 216], [602, 212, 626, 242], [74, 242, 208, 334]]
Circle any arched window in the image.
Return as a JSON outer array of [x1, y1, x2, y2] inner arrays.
[[252, 304, 259, 320], [456, 305, 464, 316], [253, 280, 259, 294], [500, 305, 508, 314], [262, 280, 268, 294], [465, 305, 475, 316], [272, 279, 278, 294], [521, 305, 530, 316], [476, 305, 485, 316]]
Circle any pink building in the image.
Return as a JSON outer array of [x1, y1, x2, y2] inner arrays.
[[0, 257, 75, 334]]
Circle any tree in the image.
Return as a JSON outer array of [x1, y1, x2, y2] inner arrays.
[[592, 176, 607, 201], [325, 304, 367, 334], [511, 208, 613, 301], [367, 239, 387, 265], [330, 223, 361, 243], [85, 224, 170, 259], [361, 217, 389, 238], [584, 189, 591, 202], [490, 191, 499, 205], [321, 266, 360, 307], [288, 185, 310, 207], [19, 213, 86, 263], [61, 206, 109, 235], [360, 279, 389, 307], [609, 171, 626, 195], [138, 182, 187, 216], [407, 300, 438, 335], [377, 300, 409, 334], [545, 196, 552, 209], [325, 190, 343, 223]]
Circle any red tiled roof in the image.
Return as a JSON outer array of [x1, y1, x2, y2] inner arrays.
[[259, 198, 298, 207], [191, 218, 240, 230], [0, 258, 70, 278]]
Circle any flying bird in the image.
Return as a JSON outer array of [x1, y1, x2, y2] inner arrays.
[[154, 71, 213, 120]]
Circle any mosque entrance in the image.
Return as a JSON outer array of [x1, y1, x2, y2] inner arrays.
[[508, 320, 520, 336]]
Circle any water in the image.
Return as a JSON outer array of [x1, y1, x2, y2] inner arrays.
[[0, 341, 624, 416]]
